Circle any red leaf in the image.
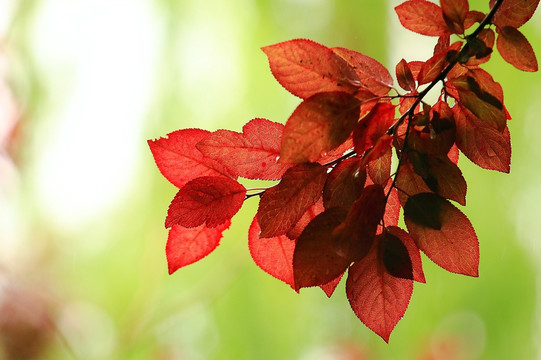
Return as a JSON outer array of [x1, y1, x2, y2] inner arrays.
[[384, 186, 401, 227], [286, 199, 325, 240], [464, 10, 486, 29], [427, 155, 467, 205], [293, 208, 350, 290], [497, 26, 538, 72], [353, 102, 397, 155], [148, 129, 232, 189], [332, 47, 393, 96], [386, 226, 425, 283], [196, 118, 291, 180], [319, 274, 344, 297], [166, 221, 231, 274], [258, 163, 327, 238], [166, 176, 246, 228], [490, 0, 540, 29], [453, 105, 511, 172], [367, 146, 392, 186], [395, 59, 416, 92], [262, 39, 361, 99], [396, 159, 432, 205], [323, 157, 366, 209], [466, 29, 495, 66], [404, 193, 479, 276], [434, 35, 451, 54], [280, 92, 361, 164], [441, 0, 469, 34], [418, 42, 461, 85], [346, 237, 413, 342], [248, 216, 296, 289], [332, 184, 387, 262], [395, 0, 450, 36]]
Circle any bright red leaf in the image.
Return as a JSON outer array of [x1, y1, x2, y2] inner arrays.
[[497, 26, 538, 72], [395, 0, 450, 36], [248, 216, 296, 289], [166, 176, 246, 228], [346, 236, 413, 343], [280, 92, 361, 163], [148, 129, 233, 189], [196, 118, 291, 180], [166, 221, 231, 274], [367, 146, 392, 186], [257, 163, 327, 238], [404, 193, 479, 276], [286, 199, 325, 240], [262, 39, 361, 99], [319, 274, 344, 297], [353, 102, 396, 156]]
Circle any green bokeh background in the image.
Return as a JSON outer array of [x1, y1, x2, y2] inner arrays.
[[3, 0, 541, 359]]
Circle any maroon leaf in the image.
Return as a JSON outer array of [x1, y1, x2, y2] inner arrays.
[[395, 59, 416, 92], [404, 194, 479, 276], [257, 163, 327, 238], [497, 26, 538, 72], [262, 39, 361, 99], [286, 199, 325, 240], [293, 208, 350, 290], [346, 237, 413, 342], [353, 102, 396, 156], [166, 221, 231, 274], [386, 226, 425, 283], [196, 118, 291, 180], [441, 0, 469, 34], [166, 176, 246, 228], [395, 0, 450, 36], [148, 129, 232, 188], [323, 157, 366, 209], [280, 92, 361, 164]]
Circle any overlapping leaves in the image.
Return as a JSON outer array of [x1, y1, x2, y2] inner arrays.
[[148, 0, 537, 343]]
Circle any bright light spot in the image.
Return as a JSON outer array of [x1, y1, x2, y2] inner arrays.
[[29, 0, 160, 230]]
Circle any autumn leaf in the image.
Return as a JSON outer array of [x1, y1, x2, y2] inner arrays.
[[496, 26, 538, 72], [395, 0, 450, 36], [319, 274, 344, 298], [148, 129, 233, 189], [293, 208, 350, 290], [257, 163, 327, 238], [367, 146, 392, 186], [453, 105, 511, 172], [196, 118, 291, 180], [404, 193, 479, 276], [248, 216, 296, 289], [346, 236, 413, 343], [262, 39, 361, 99], [386, 226, 425, 283], [441, 0, 469, 34], [332, 47, 393, 96], [323, 157, 366, 209], [395, 59, 416, 91], [166, 221, 231, 274], [490, 0, 540, 29], [353, 102, 396, 156], [280, 92, 361, 163], [286, 199, 325, 240], [165, 176, 246, 228]]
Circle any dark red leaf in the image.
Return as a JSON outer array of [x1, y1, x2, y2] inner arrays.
[[396, 158, 432, 205], [258, 163, 327, 238], [466, 29, 495, 66], [320, 274, 344, 297], [395, 59, 416, 92], [280, 92, 361, 164], [497, 26, 538, 72], [166, 221, 231, 274], [404, 193, 445, 230], [395, 0, 450, 36], [418, 42, 461, 85], [262, 39, 361, 99], [405, 195, 479, 277], [346, 237, 413, 342], [323, 157, 366, 209], [293, 208, 350, 290], [196, 118, 291, 180], [166, 176, 246, 228], [427, 155, 467, 205], [332, 47, 393, 96], [286, 199, 325, 240], [490, 0, 540, 29], [464, 10, 486, 29], [453, 105, 511, 172], [148, 129, 232, 189], [332, 184, 387, 262], [248, 216, 296, 289], [380, 232, 413, 280], [386, 226, 425, 283], [441, 0, 469, 34]]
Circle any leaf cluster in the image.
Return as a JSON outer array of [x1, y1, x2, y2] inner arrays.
[[148, 0, 538, 342]]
